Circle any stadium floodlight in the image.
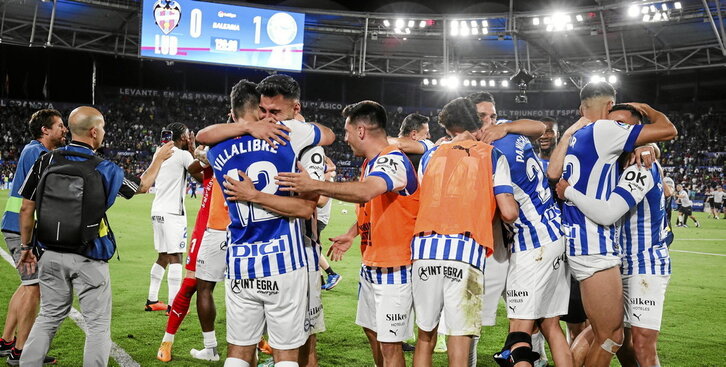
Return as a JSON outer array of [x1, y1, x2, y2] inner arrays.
[[472, 27, 479, 35], [546, 25, 554, 32], [446, 76, 459, 89], [533, 17, 540, 25], [482, 20, 488, 27], [432, 79, 438, 86], [653, 11, 662, 21], [643, 14, 651, 22], [470, 20, 478, 27], [408, 20, 415, 28], [590, 75, 600, 83], [480, 80, 486, 87], [543, 16, 551, 25], [661, 3, 668, 11], [482, 27, 488, 34], [423, 78, 430, 86], [487, 80, 494, 87], [628, 5, 640, 17], [650, 5, 657, 12], [461, 22, 470, 36], [608, 75, 617, 84], [566, 23, 574, 30], [405, 27, 411, 34], [464, 79, 470, 87], [419, 20, 426, 28], [396, 19, 404, 28], [554, 77, 563, 87], [394, 28, 402, 34], [576, 14, 584, 22], [501, 80, 509, 87], [450, 20, 459, 36], [383, 19, 391, 27], [674, 2, 682, 10], [641, 6, 649, 14], [662, 12, 669, 20]]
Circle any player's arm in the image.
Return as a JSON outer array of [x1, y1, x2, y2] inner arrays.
[[481, 119, 546, 143], [629, 103, 678, 145], [223, 170, 317, 219], [136, 142, 174, 193], [312, 122, 336, 146], [492, 148, 519, 223], [556, 165, 653, 225], [496, 193, 519, 223], [547, 117, 591, 181], [387, 137, 427, 155], [196, 117, 291, 147], [278, 175, 389, 204]]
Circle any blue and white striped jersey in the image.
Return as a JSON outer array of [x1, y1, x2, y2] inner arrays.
[[411, 143, 513, 269], [360, 265, 412, 285], [616, 163, 671, 275], [562, 120, 643, 256], [207, 120, 321, 279], [492, 133, 562, 252]]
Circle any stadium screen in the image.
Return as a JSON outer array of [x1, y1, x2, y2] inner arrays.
[[140, 0, 305, 71]]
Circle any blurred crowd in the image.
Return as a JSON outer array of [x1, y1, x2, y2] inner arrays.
[[0, 97, 723, 195]]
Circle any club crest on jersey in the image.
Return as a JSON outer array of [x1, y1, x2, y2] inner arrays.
[[153, 0, 181, 35]]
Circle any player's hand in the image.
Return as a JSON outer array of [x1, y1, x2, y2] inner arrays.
[[223, 170, 258, 202], [155, 142, 175, 161], [480, 124, 507, 144], [194, 144, 209, 165], [247, 117, 291, 147], [327, 233, 354, 261], [324, 156, 336, 173], [17, 249, 37, 275], [630, 145, 656, 169], [564, 117, 591, 136], [555, 179, 570, 200], [276, 162, 316, 194], [624, 102, 652, 118]]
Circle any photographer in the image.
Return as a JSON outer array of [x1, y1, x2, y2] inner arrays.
[[16, 106, 173, 366]]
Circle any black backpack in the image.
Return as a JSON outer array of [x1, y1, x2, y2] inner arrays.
[[34, 150, 108, 253]]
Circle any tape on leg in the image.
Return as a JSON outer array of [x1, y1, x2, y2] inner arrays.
[[600, 338, 623, 354]]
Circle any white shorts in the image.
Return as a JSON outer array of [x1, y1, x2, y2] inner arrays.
[[567, 253, 622, 281], [506, 238, 570, 319], [413, 260, 483, 336], [306, 270, 326, 335], [151, 213, 187, 254], [482, 241, 509, 326], [623, 274, 670, 331], [356, 277, 414, 343], [226, 268, 308, 350], [195, 229, 228, 282]]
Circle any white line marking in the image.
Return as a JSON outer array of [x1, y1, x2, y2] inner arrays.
[[670, 249, 726, 257], [0, 247, 139, 367]]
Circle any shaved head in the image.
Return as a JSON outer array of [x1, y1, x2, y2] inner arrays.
[[69, 106, 104, 136]]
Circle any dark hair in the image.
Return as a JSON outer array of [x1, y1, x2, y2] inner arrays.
[[580, 81, 616, 102], [399, 113, 430, 137], [28, 109, 63, 139], [541, 117, 557, 124], [609, 104, 643, 123], [342, 100, 387, 130], [230, 79, 260, 118], [466, 91, 496, 105], [256, 74, 300, 100], [438, 98, 480, 133], [165, 122, 188, 141]]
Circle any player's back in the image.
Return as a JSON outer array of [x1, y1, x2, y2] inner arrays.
[[492, 133, 561, 252], [562, 120, 642, 256], [620, 162, 670, 276], [207, 120, 321, 279], [152, 147, 193, 216]]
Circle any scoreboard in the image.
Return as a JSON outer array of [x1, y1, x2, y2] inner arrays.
[[140, 0, 305, 71]]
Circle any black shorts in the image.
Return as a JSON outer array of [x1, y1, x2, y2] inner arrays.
[[715, 202, 723, 211], [560, 276, 587, 324], [680, 206, 693, 216]]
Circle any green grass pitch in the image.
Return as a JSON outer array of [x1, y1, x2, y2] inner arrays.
[[0, 192, 724, 366]]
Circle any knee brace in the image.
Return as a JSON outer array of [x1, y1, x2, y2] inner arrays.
[[492, 332, 540, 367], [600, 338, 623, 354]]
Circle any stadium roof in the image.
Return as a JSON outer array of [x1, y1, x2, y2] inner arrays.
[[1, 0, 724, 88]]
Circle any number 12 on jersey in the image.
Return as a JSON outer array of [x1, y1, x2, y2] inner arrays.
[[227, 162, 281, 226]]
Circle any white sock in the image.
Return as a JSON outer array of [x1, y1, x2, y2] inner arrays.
[[167, 264, 183, 305], [162, 332, 175, 343], [224, 358, 250, 367], [202, 330, 217, 349], [468, 335, 479, 367], [275, 362, 299, 367], [148, 263, 166, 302]]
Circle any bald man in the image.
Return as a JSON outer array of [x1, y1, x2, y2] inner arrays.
[[15, 107, 173, 366]]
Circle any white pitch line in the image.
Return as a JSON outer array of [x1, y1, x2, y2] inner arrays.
[[670, 249, 726, 257], [0, 247, 139, 367]]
